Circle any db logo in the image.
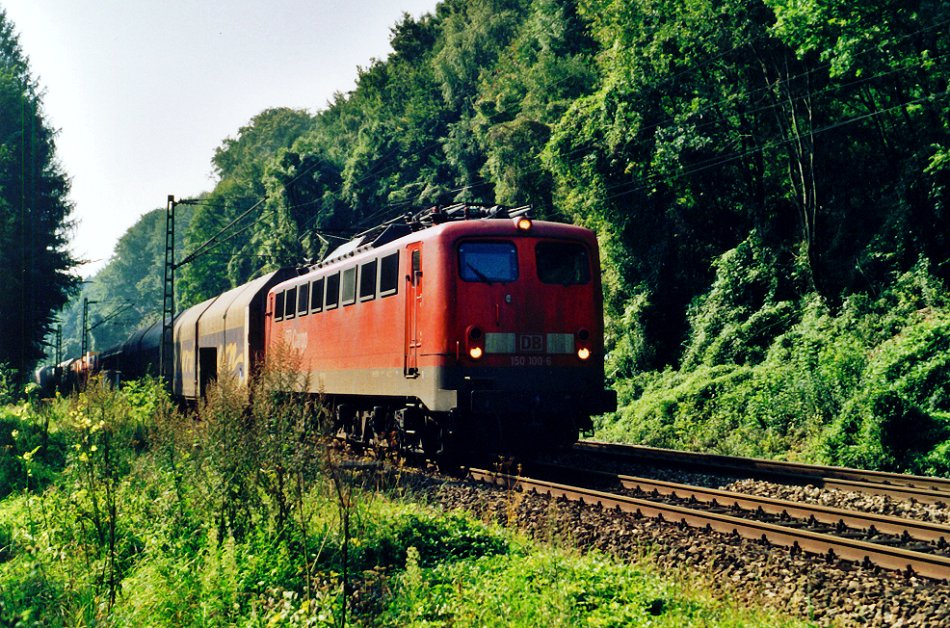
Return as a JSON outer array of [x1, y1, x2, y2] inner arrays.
[[519, 334, 544, 353]]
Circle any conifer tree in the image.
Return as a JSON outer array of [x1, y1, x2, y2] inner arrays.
[[0, 9, 78, 379]]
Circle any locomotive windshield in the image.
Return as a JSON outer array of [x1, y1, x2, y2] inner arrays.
[[459, 242, 518, 284], [536, 242, 591, 285]]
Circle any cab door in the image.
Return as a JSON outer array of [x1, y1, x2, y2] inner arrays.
[[404, 244, 423, 377]]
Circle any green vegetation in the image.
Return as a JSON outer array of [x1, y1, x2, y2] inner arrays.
[[599, 259, 950, 475], [0, 380, 795, 625], [4, 1, 945, 617]]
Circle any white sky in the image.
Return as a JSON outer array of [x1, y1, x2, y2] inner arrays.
[[2, 0, 441, 275]]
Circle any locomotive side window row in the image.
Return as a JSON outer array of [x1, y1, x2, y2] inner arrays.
[[310, 278, 324, 313], [359, 260, 377, 301], [284, 285, 297, 319], [325, 273, 340, 310], [379, 252, 399, 296], [297, 283, 309, 316], [274, 251, 399, 321]]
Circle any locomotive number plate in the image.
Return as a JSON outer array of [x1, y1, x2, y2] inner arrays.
[[510, 355, 553, 367]]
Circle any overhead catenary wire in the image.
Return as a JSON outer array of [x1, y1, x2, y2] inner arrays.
[[173, 154, 330, 268], [89, 301, 135, 331], [437, 44, 950, 203], [188, 79, 944, 271], [175, 197, 266, 269], [435, 46, 949, 205], [335, 13, 950, 209]]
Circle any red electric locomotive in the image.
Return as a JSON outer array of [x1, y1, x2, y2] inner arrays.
[[265, 205, 616, 456]]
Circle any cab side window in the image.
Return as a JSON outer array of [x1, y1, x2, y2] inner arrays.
[[379, 252, 399, 296], [325, 273, 340, 309], [359, 260, 377, 301]]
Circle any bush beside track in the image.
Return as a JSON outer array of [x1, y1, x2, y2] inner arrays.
[[598, 262, 950, 476]]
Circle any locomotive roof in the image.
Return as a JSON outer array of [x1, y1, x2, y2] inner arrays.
[[312, 204, 590, 270], [260, 205, 598, 299]]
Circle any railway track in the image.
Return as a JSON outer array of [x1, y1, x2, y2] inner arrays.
[[469, 463, 950, 580], [574, 440, 950, 504]]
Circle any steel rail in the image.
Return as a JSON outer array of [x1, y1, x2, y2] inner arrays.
[[527, 462, 950, 544], [575, 441, 950, 503], [469, 468, 950, 581]]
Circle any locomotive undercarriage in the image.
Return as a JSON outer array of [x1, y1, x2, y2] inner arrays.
[[329, 395, 587, 462]]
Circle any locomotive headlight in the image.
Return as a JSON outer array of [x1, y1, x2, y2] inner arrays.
[[514, 216, 532, 231], [466, 326, 485, 360], [575, 328, 592, 360]]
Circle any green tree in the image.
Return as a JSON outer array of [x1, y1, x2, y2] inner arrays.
[[434, 0, 531, 200], [0, 9, 78, 379], [472, 0, 598, 217], [763, 0, 950, 291], [546, 0, 788, 366], [543, 0, 948, 369]]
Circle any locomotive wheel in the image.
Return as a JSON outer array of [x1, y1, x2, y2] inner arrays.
[[421, 416, 443, 459], [336, 404, 365, 443]]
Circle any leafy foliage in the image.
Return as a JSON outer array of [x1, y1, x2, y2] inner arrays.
[[179, 108, 315, 304], [682, 234, 799, 369], [824, 311, 950, 473], [0, 398, 68, 497]]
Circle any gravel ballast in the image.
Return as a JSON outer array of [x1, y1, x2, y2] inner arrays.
[[400, 469, 950, 627]]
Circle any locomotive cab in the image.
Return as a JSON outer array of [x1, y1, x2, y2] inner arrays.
[[440, 218, 616, 451], [263, 205, 616, 459]]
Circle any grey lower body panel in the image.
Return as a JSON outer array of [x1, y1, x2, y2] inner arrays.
[[305, 365, 458, 412]]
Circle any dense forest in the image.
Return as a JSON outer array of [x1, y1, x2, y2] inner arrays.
[[0, 9, 78, 384], [52, 0, 948, 472]]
